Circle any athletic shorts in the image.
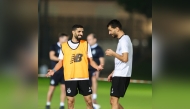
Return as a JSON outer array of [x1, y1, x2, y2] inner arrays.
[[65, 80, 92, 97], [89, 70, 97, 77], [49, 69, 65, 86], [110, 77, 130, 98], [89, 70, 97, 87]]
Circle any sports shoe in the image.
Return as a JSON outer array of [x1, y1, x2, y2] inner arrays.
[[45, 105, 50, 109], [60, 106, 64, 109], [93, 103, 101, 109]]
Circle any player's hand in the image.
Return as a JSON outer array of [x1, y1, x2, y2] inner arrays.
[[105, 49, 113, 56], [97, 65, 103, 71], [107, 73, 113, 82], [46, 69, 55, 77]]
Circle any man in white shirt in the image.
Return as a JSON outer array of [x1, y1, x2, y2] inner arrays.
[[105, 19, 133, 109]]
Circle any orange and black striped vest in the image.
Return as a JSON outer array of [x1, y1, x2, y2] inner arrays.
[[61, 40, 89, 81]]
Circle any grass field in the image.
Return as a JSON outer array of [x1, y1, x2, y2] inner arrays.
[[38, 77, 152, 109]]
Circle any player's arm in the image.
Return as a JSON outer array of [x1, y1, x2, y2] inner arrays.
[[49, 51, 60, 61], [112, 52, 128, 62], [46, 50, 64, 77], [53, 49, 64, 72], [87, 43, 103, 71], [52, 59, 63, 72], [108, 70, 114, 82], [89, 58, 103, 71], [46, 60, 63, 77], [99, 47, 105, 66], [106, 39, 128, 62], [99, 57, 104, 66], [106, 49, 128, 62]]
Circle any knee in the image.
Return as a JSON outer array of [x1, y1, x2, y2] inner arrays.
[[67, 98, 74, 105], [110, 97, 117, 105]]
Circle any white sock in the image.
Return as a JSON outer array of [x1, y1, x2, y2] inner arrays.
[[92, 93, 97, 100], [46, 102, 51, 106], [60, 102, 64, 106]]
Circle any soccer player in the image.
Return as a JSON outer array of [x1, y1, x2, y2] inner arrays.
[[87, 33, 104, 109], [106, 19, 133, 109], [46, 33, 69, 109], [46, 24, 103, 109]]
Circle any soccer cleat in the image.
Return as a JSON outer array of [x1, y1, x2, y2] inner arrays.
[[45, 105, 50, 109], [60, 106, 64, 109], [93, 103, 101, 109]]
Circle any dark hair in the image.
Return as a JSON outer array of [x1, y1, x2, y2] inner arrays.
[[58, 33, 69, 38], [107, 19, 122, 30], [72, 24, 83, 31]]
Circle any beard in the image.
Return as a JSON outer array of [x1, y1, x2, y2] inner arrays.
[[74, 35, 82, 41], [112, 34, 117, 38]]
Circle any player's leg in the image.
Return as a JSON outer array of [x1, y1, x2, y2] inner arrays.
[[65, 81, 78, 109], [118, 77, 130, 109], [46, 76, 59, 109], [110, 96, 125, 109], [91, 71, 99, 103], [67, 96, 75, 109], [59, 70, 66, 109], [46, 86, 55, 107], [60, 84, 66, 109], [110, 96, 119, 109], [91, 71, 101, 109], [110, 77, 122, 109], [84, 95, 93, 109], [78, 80, 93, 109], [110, 77, 130, 109], [119, 104, 124, 109]]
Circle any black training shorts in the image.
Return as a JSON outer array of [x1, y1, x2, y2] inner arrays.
[[110, 77, 130, 98], [65, 80, 92, 97]]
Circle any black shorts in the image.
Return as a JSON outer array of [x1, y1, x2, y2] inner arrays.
[[89, 70, 97, 87], [89, 70, 97, 77], [50, 69, 65, 86], [65, 80, 92, 97], [110, 77, 130, 98]]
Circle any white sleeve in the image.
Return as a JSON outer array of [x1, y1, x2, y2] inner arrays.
[[87, 44, 92, 58], [121, 38, 129, 53], [58, 50, 64, 60]]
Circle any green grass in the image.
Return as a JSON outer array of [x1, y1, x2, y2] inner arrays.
[[38, 77, 152, 109]]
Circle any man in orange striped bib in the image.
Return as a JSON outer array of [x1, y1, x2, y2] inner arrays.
[[46, 24, 103, 109]]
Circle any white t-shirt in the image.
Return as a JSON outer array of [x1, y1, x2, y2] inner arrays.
[[113, 35, 133, 77], [58, 40, 92, 60]]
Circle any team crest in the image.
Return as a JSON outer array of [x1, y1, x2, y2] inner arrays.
[[67, 88, 71, 93], [50, 79, 55, 85], [92, 49, 96, 55]]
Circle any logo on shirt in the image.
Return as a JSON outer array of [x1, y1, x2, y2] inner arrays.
[[67, 88, 71, 93], [70, 53, 83, 64], [92, 49, 96, 55]]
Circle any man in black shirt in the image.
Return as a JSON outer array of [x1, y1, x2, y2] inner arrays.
[[46, 33, 69, 109], [87, 33, 104, 109]]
